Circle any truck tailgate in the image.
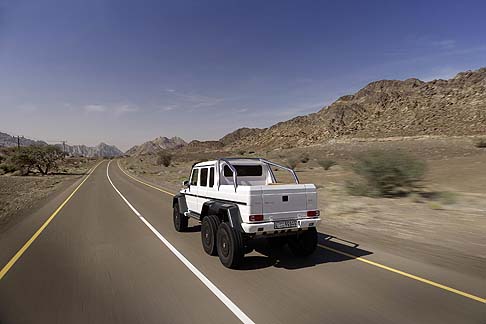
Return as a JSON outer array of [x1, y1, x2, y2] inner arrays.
[[261, 185, 308, 220]]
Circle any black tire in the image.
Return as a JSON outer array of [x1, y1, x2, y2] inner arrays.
[[288, 228, 317, 257], [201, 215, 220, 256], [216, 222, 244, 268], [173, 203, 188, 232], [268, 236, 288, 248]]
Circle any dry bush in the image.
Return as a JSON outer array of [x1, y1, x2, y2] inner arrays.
[[286, 157, 299, 170], [474, 138, 486, 148], [347, 150, 426, 197], [157, 151, 173, 167], [318, 159, 337, 170]]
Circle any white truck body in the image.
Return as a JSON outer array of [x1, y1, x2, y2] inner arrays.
[[181, 159, 320, 235]]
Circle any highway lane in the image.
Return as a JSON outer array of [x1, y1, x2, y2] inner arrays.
[[0, 159, 484, 323], [0, 161, 241, 324], [107, 161, 486, 323]]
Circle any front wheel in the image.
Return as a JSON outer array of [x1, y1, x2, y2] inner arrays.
[[216, 222, 244, 268], [288, 228, 317, 257], [173, 203, 188, 232]]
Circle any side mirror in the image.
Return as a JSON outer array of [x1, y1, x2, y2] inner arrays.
[[182, 180, 189, 188]]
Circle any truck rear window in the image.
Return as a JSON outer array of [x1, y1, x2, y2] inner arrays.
[[224, 165, 262, 177]]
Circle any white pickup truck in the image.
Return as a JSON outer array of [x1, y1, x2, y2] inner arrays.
[[173, 158, 321, 268]]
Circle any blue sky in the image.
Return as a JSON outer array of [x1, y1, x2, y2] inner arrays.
[[0, 0, 485, 150]]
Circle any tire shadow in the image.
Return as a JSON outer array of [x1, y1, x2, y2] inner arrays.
[[237, 232, 373, 271]]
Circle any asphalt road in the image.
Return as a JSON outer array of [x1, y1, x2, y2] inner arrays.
[[0, 160, 484, 323]]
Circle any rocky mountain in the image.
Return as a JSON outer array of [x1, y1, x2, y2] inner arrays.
[[126, 136, 187, 155], [230, 67, 486, 149], [0, 132, 47, 147], [219, 127, 265, 145], [0, 132, 122, 158], [59, 142, 123, 158]]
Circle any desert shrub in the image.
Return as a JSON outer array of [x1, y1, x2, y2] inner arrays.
[[347, 150, 426, 197], [1, 145, 64, 175], [0, 163, 19, 174], [438, 191, 457, 205], [299, 153, 310, 163], [474, 138, 486, 148], [318, 159, 337, 170], [286, 158, 299, 170], [157, 151, 172, 167], [237, 149, 246, 155]]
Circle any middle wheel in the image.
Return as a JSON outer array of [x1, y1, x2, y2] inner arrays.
[[201, 215, 220, 256]]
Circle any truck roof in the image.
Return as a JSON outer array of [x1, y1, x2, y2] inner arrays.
[[194, 158, 266, 168]]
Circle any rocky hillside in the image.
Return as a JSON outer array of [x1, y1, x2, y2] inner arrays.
[[0, 132, 47, 147], [126, 136, 187, 155], [60, 143, 123, 158], [219, 127, 265, 145], [231, 67, 486, 149], [0, 132, 122, 158]]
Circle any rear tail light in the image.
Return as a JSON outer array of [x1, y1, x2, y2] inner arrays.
[[249, 214, 264, 222], [307, 210, 320, 218]]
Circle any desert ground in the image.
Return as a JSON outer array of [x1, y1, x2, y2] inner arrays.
[[119, 136, 486, 279], [0, 158, 98, 231]]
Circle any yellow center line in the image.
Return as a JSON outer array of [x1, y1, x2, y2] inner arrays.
[[318, 244, 486, 304], [0, 160, 105, 281], [116, 159, 486, 304]]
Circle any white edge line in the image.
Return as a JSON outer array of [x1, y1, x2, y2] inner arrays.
[[106, 161, 255, 324]]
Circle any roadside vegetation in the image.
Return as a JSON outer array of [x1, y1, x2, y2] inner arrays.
[[156, 150, 173, 167], [346, 150, 426, 197], [0, 145, 65, 176], [318, 159, 337, 170], [474, 137, 486, 148]]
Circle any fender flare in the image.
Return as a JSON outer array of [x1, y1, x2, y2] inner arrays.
[[201, 200, 243, 233], [173, 193, 188, 215]]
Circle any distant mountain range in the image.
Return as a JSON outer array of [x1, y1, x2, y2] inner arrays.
[[125, 136, 187, 155], [0, 132, 123, 158], [128, 67, 486, 155]]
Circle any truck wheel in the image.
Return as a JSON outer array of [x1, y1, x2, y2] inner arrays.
[[268, 236, 288, 248], [173, 203, 188, 232], [201, 215, 220, 255], [288, 228, 317, 257], [217, 222, 244, 268]]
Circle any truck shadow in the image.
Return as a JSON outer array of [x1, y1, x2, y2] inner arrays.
[[238, 232, 373, 271]]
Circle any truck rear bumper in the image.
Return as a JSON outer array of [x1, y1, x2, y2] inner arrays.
[[241, 218, 320, 235]]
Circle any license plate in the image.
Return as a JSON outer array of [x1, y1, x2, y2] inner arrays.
[[274, 220, 297, 229]]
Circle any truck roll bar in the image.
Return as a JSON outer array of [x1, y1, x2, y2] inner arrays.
[[216, 158, 300, 192]]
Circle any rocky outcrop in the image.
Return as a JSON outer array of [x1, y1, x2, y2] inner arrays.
[[61, 142, 123, 158], [126, 136, 187, 155], [0, 132, 47, 147], [230, 67, 486, 149]]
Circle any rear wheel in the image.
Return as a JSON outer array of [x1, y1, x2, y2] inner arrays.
[[217, 222, 244, 268], [288, 228, 317, 257], [173, 203, 188, 232], [268, 236, 288, 248], [201, 215, 220, 255]]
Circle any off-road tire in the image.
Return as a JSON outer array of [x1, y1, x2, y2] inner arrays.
[[288, 227, 317, 257], [268, 236, 288, 248], [216, 222, 244, 268], [173, 203, 188, 232], [201, 215, 220, 255]]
